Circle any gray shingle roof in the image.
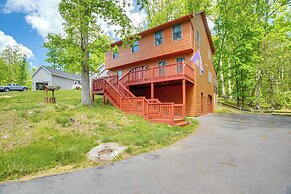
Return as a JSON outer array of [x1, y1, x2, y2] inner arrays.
[[43, 66, 81, 80]]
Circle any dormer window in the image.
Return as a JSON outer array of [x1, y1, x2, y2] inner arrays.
[[113, 52, 118, 59], [173, 24, 182, 40], [155, 31, 163, 46], [131, 41, 138, 53]]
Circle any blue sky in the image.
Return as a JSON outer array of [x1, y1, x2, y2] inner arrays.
[[0, 0, 214, 69], [0, 8, 49, 67], [0, 0, 147, 68], [0, 0, 63, 68]]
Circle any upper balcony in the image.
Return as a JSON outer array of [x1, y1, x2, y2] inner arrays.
[[120, 62, 195, 86]]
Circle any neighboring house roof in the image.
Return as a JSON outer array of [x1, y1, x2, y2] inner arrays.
[[90, 64, 109, 78], [111, 11, 215, 54], [32, 66, 81, 80]]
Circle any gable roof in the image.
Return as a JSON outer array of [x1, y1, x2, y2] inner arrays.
[[111, 11, 215, 54], [32, 66, 81, 80], [90, 64, 109, 77]]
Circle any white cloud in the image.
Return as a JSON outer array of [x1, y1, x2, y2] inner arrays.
[[3, 0, 146, 40], [207, 18, 215, 31], [0, 30, 34, 59], [3, 0, 63, 39], [124, 0, 147, 28], [96, 0, 147, 39]]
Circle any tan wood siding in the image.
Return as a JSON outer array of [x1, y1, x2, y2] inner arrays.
[[192, 14, 215, 115], [106, 21, 193, 70], [106, 13, 216, 117]]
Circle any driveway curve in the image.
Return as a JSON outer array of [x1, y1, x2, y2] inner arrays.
[[1, 114, 291, 194]]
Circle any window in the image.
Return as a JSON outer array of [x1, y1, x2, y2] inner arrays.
[[173, 24, 182, 40], [155, 31, 163, 46], [117, 70, 122, 80], [131, 41, 138, 53], [176, 57, 185, 63], [208, 71, 212, 83], [113, 52, 118, 59], [158, 61, 166, 76], [132, 66, 147, 80], [196, 31, 200, 46], [176, 57, 185, 73], [132, 66, 147, 72], [159, 60, 166, 66], [208, 49, 211, 60]]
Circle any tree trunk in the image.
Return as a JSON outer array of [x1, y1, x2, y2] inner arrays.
[[235, 64, 240, 107], [219, 59, 226, 98], [268, 70, 274, 112], [80, 5, 91, 106], [227, 58, 232, 99], [81, 62, 91, 105], [255, 69, 262, 110], [218, 32, 226, 98]]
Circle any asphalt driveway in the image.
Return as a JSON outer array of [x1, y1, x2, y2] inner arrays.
[[1, 114, 291, 194]]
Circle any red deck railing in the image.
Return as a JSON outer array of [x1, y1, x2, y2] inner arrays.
[[91, 62, 194, 125], [119, 62, 195, 86]]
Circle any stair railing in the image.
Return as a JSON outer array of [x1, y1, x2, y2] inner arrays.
[[93, 73, 183, 125]]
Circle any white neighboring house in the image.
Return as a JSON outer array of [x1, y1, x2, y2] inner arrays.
[[90, 64, 109, 87], [32, 66, 82, 90], [90, 64, 109, 79]]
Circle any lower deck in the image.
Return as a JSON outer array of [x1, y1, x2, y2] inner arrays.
[[128, 79, 214, 117]]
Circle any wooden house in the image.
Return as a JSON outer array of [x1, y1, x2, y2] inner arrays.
[[92, 11, 217, 126]]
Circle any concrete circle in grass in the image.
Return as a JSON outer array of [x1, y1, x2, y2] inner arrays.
[[88, 142, 127, 162]]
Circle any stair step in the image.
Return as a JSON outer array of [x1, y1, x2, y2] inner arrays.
[[149, 118, 189, 126], [174, 120, 189, 127], [104, 93, 119, 108], [98, 80, 188, 126]]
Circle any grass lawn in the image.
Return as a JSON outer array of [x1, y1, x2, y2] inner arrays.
[[0, 90, 198, 182]]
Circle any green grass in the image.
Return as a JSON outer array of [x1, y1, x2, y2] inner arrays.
[[0, 90, 198, 181]]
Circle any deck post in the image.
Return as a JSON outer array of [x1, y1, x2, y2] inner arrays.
[[143, 98, 146, 116], [151, 82, 154, 99], [171, 103, 175, 125], [182, 61, 185, 76], [182, 79, 186, 117], [91, 93, 94, 102], [103, 95, 105, 104]]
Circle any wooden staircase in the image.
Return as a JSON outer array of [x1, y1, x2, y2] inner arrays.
[[91, 75, 189, 126]]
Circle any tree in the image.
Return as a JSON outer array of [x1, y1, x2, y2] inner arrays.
[[260, 10, 291, 110], [44, 0, 142, 105], [145, 0, 213, 28], [0, 57, 9, 85], [0, 45, 30, 86]]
